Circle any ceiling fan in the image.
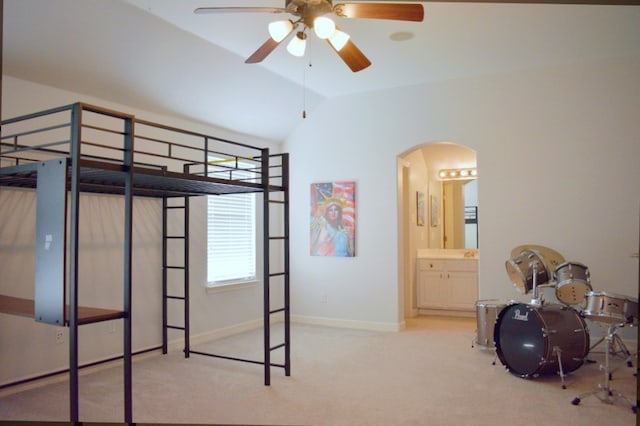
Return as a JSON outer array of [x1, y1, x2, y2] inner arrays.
[[194, 0, 425, 72]]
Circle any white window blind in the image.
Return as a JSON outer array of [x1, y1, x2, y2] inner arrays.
[[207, 165, 256, 286]]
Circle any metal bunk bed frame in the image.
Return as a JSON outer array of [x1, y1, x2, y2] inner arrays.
[[0, 102, 290, 423]]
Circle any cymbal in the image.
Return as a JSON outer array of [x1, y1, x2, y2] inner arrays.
[[510, 244, 566, 271]]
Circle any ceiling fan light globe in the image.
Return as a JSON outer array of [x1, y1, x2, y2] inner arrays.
[[328, 30, 350, 52], [287, 33, 306, 57], [268, 20, 293, 42], [313, 16, 336, 40]]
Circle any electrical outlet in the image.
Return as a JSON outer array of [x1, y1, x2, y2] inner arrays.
[[55, 329, 64, 345]]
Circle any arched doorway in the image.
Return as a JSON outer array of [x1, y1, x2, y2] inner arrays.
[[398, 141, 478, 319]]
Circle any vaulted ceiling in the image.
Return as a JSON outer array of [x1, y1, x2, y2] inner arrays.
[[3, 1, 640, 141]]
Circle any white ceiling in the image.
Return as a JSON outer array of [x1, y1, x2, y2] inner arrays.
[[3, 1, 640, 141]]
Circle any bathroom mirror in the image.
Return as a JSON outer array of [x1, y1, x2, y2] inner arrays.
[[414, 142, 478, 250]]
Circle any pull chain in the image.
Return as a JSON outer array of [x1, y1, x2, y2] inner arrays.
[[302, 40, 312, 119], [303, 63, 310, 119]]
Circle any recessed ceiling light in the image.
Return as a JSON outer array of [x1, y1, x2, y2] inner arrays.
[[389, 31, 414, 42]]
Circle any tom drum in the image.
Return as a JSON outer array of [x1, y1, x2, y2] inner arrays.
[[494, 303, 589, 378], [505, 249, 551, 294], [554, 261, 592, 305]]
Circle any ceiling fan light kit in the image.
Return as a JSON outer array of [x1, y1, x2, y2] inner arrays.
[[287, 31, 308, 57], [268, 20, 294, 42], [313, 16, 337, 39], [195, 1, 425, 72]]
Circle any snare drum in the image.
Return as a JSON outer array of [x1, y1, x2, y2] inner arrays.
[[475, 300, 512, 348], [554, 262, 592, 305], [584, 291, 639, 324], [505, 249, 551, 294], [494, 303, 589, 377]]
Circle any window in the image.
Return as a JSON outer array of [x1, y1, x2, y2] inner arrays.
[[207, 168, 256, 287]]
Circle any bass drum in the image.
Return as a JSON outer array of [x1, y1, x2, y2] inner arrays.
[[494, 303, 589, 377]]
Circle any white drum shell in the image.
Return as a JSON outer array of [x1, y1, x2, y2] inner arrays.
[[475, 300, 513, 348]]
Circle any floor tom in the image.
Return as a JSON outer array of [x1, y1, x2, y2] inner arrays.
[[475, 299, 513, 348]]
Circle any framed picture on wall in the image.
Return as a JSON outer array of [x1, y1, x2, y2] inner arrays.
[[430, 195, 439, 227], [310, 181, 356, 257], [416, 191, 425, 226]]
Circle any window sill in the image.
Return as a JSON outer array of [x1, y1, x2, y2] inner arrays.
[[205, 280, 259, 294]]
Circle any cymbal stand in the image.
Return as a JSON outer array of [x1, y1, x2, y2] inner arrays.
[[571, 322, 637, 413]]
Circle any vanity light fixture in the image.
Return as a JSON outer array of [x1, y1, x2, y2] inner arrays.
[[438, 168, 477, 181]]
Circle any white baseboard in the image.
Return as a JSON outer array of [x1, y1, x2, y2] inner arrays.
[[417, 308, 475, 318], [291, 314, 404, 332]]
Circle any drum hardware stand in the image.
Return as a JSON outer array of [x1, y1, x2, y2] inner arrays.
[[571, 323, 637, 413], [587, 323, 633, 369], [474, 340, 501, 367], [527, 262, 554, 306], [529, 261, 543, 307], [552, 345, 569, 389], [521, 263, 571, 386], [531, 271, 574, 390]]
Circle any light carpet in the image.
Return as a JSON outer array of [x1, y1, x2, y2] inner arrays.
[[0, 316, 637, 425]]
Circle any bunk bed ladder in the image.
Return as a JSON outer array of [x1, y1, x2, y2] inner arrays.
[[264, 153, 291, 385], [162, 195, 190, 357]]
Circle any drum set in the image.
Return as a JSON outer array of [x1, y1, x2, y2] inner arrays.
[[473, 244, 637, 413]]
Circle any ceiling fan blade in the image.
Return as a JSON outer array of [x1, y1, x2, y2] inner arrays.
[[245, 24, 295, 64], [334, 3, 424, 22], [327, 38, 371, 73], [245, 38, 281, 64], [194, 7, 287, 15], [245, 24, 296, 64]]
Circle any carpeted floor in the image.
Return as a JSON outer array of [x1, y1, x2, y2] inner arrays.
[[0, 315, 637, 425]]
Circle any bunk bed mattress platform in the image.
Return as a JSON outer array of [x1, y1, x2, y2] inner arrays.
[[0, 159, 268, 197]]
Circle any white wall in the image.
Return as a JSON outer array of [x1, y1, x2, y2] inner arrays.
[[0, 76, 283, 384], [285, 55, 640, 336]]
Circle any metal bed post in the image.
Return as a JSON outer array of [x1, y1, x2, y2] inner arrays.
[[261, 149, 271, 386], [162, 195, 168, 354], [184, 195, 190, 358], [122, 113, 134, 423], [282, 153, 291, 377], [68, 103, 81, 422]]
